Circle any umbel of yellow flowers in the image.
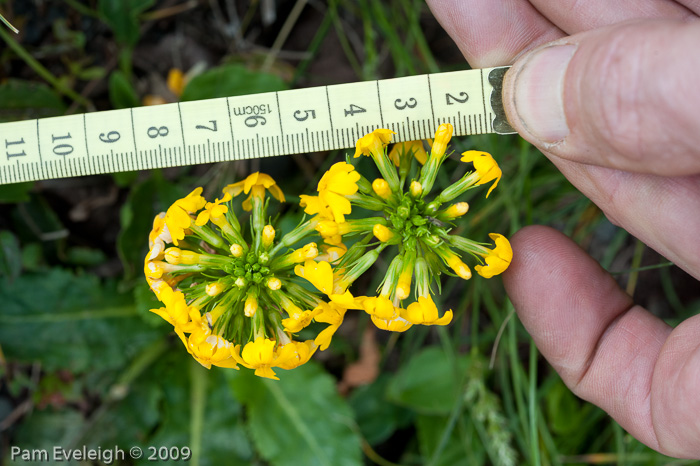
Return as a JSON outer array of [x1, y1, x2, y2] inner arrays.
[[144, 125, 512, 380]]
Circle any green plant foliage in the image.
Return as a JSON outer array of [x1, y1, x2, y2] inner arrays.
[[180, 64, 289, 101], [416, 414, 485, 466], [386, 346, 469, 415], [230, 362, 363, 466], [0, 80, 66, 122], [84, 354, 254, 466], [0, 268, 166, 372], [348, 374, 413, 445], [0, 230, 21, 283], [0, 182, 34, 203], [97, 0, 155, 46], [108, 70, 140, 109]]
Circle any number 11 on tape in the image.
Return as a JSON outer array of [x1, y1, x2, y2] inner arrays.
[[0, 66, 513, 185]]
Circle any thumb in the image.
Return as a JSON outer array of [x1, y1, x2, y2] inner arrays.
[[503, 19, 700, 176]]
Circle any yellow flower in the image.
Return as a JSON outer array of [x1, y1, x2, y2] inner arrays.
[[165, 187, 206, 245], [232, 337, 289, 380], [223, 172, 285, 211], [299, 194, 331, 218], [460, 150, 502, 198], [195, 193, 232, 226], [148, 212, 170, 252], [313, 301, 347, 350], [167, 68, 186, 97], [440, 250, 472, 280], [354, 128, 395, 157], [475, 233, 512, 278], [389, 140, 427, 166], [361, 296, 397, 320], [405, 296, 453, 326], [294, 260, 333, 295], [151, 286, 192, 329], [371, 312, 413, 332], [289, 243, 319, 263], [317, 162, 359, 223], [275, 340, 317, 370], [282, 307, 322, 333], [189, 335, 238, 369]]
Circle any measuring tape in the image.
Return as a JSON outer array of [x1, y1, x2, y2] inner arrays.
[[0, 67, 513, 185]]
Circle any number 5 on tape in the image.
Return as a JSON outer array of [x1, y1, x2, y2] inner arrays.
[[0, 66, 513, 185]]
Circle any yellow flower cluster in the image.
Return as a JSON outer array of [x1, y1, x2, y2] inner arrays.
[[291, 125, 512, 331], [145, 127, 512, 380], [146, 174, 328, 380]]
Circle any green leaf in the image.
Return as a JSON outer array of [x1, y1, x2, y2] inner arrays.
[[0, 230, 22, 282], [0, 182, 33, 203], [0, 269, 165, 372], [230, 362, 362, 466], [348, 374, 413, 445], [98, 0, 155, 46], [386, 346, 469, 415], [416, 414, 484, 466], [83, 352, 253, 466], [0, 79, 66, 122], [181, 64, 288, 101], [11, 410, 87, 465], [108, 70, 140, 109]]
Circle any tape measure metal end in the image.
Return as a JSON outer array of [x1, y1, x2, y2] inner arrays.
[[489, 67, 516, 135]]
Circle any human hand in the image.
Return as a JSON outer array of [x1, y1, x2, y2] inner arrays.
[[427, 0, 700, 458]]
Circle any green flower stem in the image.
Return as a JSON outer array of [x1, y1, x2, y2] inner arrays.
[[0, 25, 90, 108], [371, 151, 400, 192], [347, 193, 387, 211], [189, 224, 226, 250], [274, 221, 316, 255], [448, 235, 490, 257], [189, 360, 208, 466], [435, 172, 480, 205], [379, 254, 403, 297]]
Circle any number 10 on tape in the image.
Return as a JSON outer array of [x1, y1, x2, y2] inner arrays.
[[0, 67, 513, 185]]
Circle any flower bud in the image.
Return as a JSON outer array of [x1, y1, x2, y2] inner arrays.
[[205, 282, 226, 297], [262, 225, 275, 248], [431, 123, 453, 159], [230, 243, 244, 257], [267, 277, 282, 290], [373, 224, 394, 243], [244, 292, 258, 317], [164, 247, 200, 265], [409, 181, 423, 198], [443, 202, 469, 219], [372, 178, 392, 199], [446, 254, 472, 280]]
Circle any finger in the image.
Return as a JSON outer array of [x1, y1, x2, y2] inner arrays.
[[503, 19, 700, 176], [528, 0, 694, 35], [547, 155, 700, 281], [676, 0, 700, 15], [503, 226, 700, 457], [425, 0, 564, 67]]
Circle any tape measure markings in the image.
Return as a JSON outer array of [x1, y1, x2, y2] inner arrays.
[[0, 67, 513, 185]]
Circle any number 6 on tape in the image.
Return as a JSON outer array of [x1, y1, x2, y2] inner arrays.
[[0, 66, 513, 185]]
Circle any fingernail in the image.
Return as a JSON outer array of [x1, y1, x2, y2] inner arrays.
[[513, 45, 575, 143]]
